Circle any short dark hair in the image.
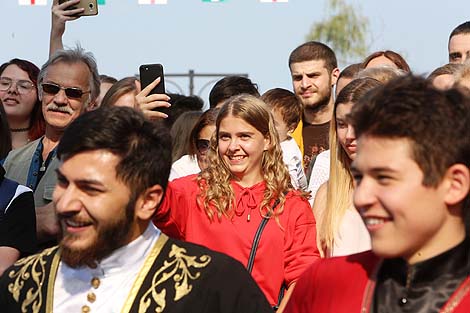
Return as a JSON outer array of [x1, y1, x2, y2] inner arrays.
[[163, 94, 204, 129], [57, 106, 172, 198], [350, 75, 470, 187], [427, 63, 463, 81], [261, 88, 302, 132], [449, 21, 470, 41], [209, 76, 260, 108], [288, 41, 338, 74], [99, 74, 118, 85], [338, 63, 362, 81]]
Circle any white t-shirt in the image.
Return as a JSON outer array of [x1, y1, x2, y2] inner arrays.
[[327, 208, 371, 257], [280, 137, 308, 191], [307, 149, 330, 206], [169, 154, 200, 181]]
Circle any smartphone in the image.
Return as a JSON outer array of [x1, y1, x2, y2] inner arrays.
[[139, 64, 166, 95], [139, 64, 168, 114], [58, 0, 98, 16]]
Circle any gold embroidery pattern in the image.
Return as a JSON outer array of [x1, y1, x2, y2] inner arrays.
[[7, 247, 58, 313], [139, 244, 211, 313]]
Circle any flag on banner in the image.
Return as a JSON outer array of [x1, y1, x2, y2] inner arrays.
[[259, 0, 288, 2], [97, 0, 105, 4], [138, 0, 167, 4], [202, 0, 226, 2], [18, 0, 47, 5]]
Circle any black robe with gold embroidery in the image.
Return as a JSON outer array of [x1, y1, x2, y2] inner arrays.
[[0, 234, 272, 313]]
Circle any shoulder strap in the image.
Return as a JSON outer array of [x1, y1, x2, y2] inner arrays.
[[246, 199, 280, 274]]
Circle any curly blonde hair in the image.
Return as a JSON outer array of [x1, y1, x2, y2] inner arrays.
[[197, 94, 293, 221]]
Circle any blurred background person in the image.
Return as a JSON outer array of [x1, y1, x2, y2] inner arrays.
[[362, 50, 411, 72], [427, 63, 463, 90], [335, 63, 362, 97], [0, 59, 45, 150], [101, 76, 139, 108], [0, 102, 36, 275], [262, 88, 307, 191], [169, 107, 219, 181], [170, 110, 202, 162], [313, 77, 381, 257]]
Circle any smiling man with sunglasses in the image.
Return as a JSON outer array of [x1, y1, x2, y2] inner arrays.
[[2, 46, 100, 249]]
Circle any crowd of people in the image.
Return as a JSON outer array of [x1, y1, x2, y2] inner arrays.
[[0, 0, 470, 312]]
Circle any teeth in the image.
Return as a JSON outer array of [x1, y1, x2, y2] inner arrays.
[[66, 220, 91, 227], [364, 218, 385, 226], [230, 156, 244, 160]]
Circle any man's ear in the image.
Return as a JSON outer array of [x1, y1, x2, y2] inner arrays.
[[331, 67, 340, 86], [443, 164, 470, 206], [135, 184, 164, 221], [86, 100, 98, 112]]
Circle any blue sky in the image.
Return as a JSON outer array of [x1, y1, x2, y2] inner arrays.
[[1, 0, 469, 107]]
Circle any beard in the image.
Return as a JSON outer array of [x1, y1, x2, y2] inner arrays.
[[60, 200, 135, 268], [303, 85, 333, 117]]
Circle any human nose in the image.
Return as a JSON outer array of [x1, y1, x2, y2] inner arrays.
[[53, 88, 69, 105], [346, 124, 356, 141], [6, 81, 19, 94], [227, 138, 240, 151], [353, 177, 375, 213], [301, 75, 311, 89], [54, 184, 82, 215]]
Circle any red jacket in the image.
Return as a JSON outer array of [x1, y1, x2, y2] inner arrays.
[[154, 175, 320, 305], [285, 251, 470, 313]]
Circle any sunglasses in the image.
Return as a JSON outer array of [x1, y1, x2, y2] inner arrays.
[[196, 139, 210, 153], [41, 82, 90, 99]]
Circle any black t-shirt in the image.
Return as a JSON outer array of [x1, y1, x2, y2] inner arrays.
[[302, 120, 330, 175], [0, 183, 37, 257]]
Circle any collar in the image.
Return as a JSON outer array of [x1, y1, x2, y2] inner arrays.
[[231, 180, 266, 218], [379, 237, 470, 287], [60, 224, 161, 278]]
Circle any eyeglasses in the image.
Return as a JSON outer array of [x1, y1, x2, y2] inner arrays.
[[41, 82, 90, 99], [0, 77, 35, 94], [196, 139, 210, 153]]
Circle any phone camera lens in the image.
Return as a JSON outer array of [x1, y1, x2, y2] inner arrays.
[[89, 3, 94, 8]]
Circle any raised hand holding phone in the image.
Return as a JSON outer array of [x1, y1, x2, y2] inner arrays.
[[50, 0, 85, 56], [58, 0, 98, 16], [136, 76, 171, 120]]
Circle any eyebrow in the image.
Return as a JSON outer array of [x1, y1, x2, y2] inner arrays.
[[55, 169, 106, 187], [350, 164, 397, 174]]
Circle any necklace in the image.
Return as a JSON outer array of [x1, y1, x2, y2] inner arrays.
[[10, 126, 31, 132]]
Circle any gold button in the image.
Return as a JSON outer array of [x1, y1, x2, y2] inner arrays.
[[82, 305, 91, 313], [87, 292, 96, 303], [91, 277, 100, 289]]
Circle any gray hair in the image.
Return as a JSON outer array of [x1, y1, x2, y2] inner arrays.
[[38, 46, 100, 103]]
